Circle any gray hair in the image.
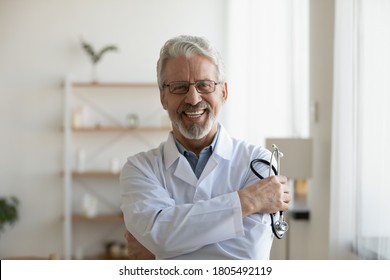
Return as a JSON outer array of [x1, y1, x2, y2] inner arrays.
[[156, 35, 226, 90]]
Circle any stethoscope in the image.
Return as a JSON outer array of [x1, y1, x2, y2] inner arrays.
[[250, 144, 289, 239]]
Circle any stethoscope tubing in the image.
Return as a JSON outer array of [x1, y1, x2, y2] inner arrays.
[[250, 159, 278, 180]]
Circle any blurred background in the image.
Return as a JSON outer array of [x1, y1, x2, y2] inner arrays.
[[0, 0, 389, 260]]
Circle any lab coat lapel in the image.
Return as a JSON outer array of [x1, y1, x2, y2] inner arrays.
[[198, 155, 218, 183], [213, 124, 233, 161], [198, 124, 233, 183], [174, 156, 198, 186], [163, 132, 197, 186]]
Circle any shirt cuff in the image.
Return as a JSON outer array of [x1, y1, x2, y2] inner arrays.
[[231, 191, 245, 237]]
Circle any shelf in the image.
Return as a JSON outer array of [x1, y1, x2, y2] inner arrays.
[[72, 126, 170, 132], [72, 213, 123, 223], [72, 171, 120, 177], [71, 82, 158, 88]]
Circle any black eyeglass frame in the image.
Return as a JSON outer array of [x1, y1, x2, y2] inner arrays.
[[162, 80, 222, 95]]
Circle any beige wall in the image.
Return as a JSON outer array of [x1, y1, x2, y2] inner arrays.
[[307, 0, 334, 259]]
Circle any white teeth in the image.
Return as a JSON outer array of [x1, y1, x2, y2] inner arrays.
[[185, 110, 204, 118]]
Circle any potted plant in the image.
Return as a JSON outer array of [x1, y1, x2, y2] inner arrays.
[[80, 38, 119, 82], [0, 196, 19, 234]]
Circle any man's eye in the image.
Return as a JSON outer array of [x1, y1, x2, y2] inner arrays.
[[197, 81, 212, 90], [172, 83, 188, 92]]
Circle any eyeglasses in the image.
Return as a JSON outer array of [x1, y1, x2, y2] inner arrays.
[[162, 80, 221, 95]]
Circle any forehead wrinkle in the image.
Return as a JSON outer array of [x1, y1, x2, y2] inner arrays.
[[165, 56, 218, 83], [165, 57, 190, 82]]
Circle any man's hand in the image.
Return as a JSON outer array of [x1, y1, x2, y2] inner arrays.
[[238, 175, 291, 218], [124, 230, 155, 259]]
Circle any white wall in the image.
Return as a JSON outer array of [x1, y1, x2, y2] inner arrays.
[[0, 0, 228, 258]]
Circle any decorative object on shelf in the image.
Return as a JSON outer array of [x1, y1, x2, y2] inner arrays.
[[125, 113, 139, 128], [80, 38, 119, 83], [81, 193, 98, 218], [0, 196, 19, 234], [105, 241, 127, 259], [110, 157, 121, 173], [72, 105, 92, 128], [76, 149, 87, 172]]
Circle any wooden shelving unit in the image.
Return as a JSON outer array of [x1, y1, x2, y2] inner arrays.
[[71, 171, 120, 177], [62, 78, 168, 259], [71, 82, 157, 88]]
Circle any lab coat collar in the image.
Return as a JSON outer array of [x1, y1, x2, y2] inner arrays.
[[163, 123, 233, 170], [212, 123, 233, 161]]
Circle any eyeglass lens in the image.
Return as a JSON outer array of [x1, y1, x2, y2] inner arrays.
[[168, 80, 216, 94]]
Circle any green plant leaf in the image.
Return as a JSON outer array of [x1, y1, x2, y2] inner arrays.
[[95, 45, 118, 63], [0, 196, 19, 233], [81, 40, 97, 63], [80, 39, 118, 65]]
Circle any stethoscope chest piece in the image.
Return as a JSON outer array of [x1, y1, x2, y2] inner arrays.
[[273, 213, 289, 239]]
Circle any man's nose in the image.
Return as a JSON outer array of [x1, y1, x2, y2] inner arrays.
[[184, 85, 202, 105]]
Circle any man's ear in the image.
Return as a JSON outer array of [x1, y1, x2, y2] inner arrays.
[[221, 82, 228, 103]]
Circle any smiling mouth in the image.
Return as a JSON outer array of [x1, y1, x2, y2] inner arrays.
[[184, 109, 206, 119]]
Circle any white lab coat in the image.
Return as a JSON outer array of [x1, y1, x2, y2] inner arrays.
[[120, 124, 274, 259]]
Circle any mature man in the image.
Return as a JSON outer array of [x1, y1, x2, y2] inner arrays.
[[120, 35, 290, 260]]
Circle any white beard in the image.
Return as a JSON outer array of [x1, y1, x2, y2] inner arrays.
[[170, 101, 216, 140], [174, 111, 215, 140]]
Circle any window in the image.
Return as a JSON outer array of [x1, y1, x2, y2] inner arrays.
[[330, 0, 390, 260], [224, 0, 309, 145]]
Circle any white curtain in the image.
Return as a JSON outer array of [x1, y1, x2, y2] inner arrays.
[[330, 0, 390, 259], [224, 0, 309, 145]]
